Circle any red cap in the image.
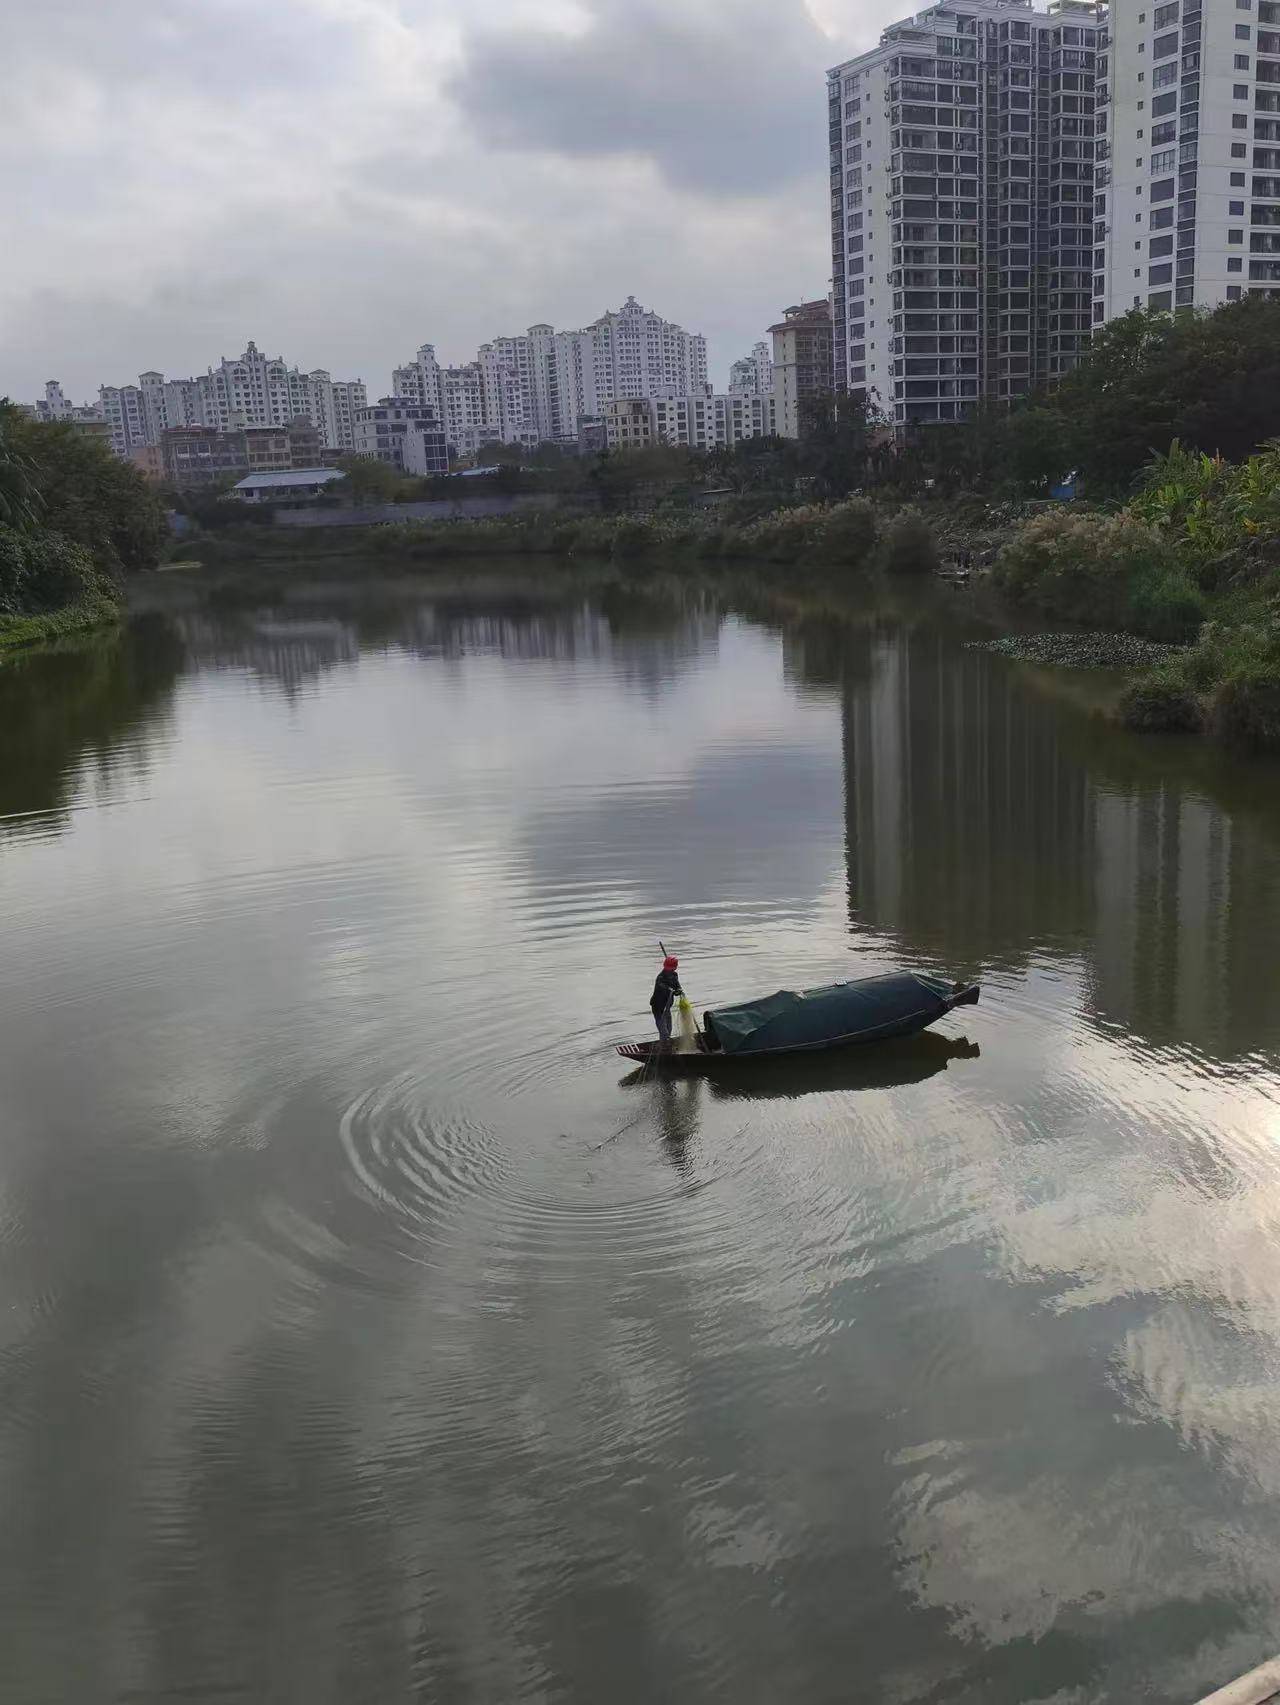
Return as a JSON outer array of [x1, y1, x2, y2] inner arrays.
[[663, 956, 678, 971]]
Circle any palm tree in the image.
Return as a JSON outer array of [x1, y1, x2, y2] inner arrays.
[[0, 399, 43, 532]]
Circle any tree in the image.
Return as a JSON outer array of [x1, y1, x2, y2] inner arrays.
[[0, 523, 111, 617], [1052, 298, 1280, 492], [0, 400, 43, 532], [6, 408, 166, 579], [796, 392, 884, 499], [335, 454, 407, 504]]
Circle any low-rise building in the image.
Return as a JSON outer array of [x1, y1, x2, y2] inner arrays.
[[769, 300, 833, 439], [244, 427, 293, 473], [353, 398, 448, 475], [129, 445, 166, 482], [652, 395, 715, 449], [715, 391, 777, 446], [575, 415, 607, 455], [230, 469, 347, 504], [639, 392, 778, 451], [160, 426, 249, 487], [603, 398, 655, 452]]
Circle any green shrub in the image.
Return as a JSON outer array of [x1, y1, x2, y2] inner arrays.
[[1117, 667, 1202, 733], [0, 523, 116, 617], [995, 509, 1204, 640], [609, 519, 654, 559], [883, 506, 939, 574], [1209, 671, 1280, 749], [1126, 561, 1207, 643], [741, 510, 814, 562], [816, 498, 878, 566]]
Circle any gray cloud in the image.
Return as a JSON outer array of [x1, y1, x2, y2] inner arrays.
[[0, 0, 904, 402], [451, 0, 832, 195]]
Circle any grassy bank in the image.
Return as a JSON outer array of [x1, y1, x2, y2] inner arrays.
[[0, 592, 121, 654], [986, 444, 1280, 752], [364, 498, 944, 576]]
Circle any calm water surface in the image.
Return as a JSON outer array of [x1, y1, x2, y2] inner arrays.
[[3, 569, 1280, 1705]]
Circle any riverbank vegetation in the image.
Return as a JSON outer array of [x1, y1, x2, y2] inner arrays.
[[362, 495, 944, 577], [991, 440, 1280, 748], [0, 400, 166, 651]]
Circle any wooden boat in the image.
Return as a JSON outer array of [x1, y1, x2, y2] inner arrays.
[[617, 971, 979, 1065], [620, 1030, 979, 1089]]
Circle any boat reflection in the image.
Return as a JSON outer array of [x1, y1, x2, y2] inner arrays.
[[618, 1031, 979, 1098]]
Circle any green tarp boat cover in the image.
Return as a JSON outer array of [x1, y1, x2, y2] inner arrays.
[[703, 972, 953, 1056]]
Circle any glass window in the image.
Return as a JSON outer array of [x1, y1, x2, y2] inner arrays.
[[1237, 23, 1252, 36], [1231, 228, 1244, 241], [1154, 31, 1179, 56], [1235, 83, 1251, 97], [1236, 53, 1252, 67], [1229, 257, 1244, 270]]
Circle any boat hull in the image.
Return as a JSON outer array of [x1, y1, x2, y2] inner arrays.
[[617, 979, 979, 1066]]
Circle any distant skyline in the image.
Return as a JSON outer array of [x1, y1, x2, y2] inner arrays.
[[2, 0, 907, 403]]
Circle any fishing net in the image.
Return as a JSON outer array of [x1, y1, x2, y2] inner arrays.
[[675, 997, 698, 1054]]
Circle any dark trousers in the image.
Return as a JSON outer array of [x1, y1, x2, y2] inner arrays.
[[653, 1006, 672, 1043]]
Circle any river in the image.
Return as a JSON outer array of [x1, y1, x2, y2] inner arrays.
[[2, 567, 1280, 1705]]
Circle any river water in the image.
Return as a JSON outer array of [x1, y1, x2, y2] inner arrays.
[[2, 568, 1280, 1705]]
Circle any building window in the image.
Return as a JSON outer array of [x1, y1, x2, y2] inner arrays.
[[1237, 23, 1252, 36], [1236, 54, 1251, 68], [1233, 143, 1248, 156], [1235, 83, 1251, 98], [1154, 32, 1178, 56], [1229, 257, 1244, 271], [1235, 114, 1249, 128], [1231, 228, 1244, 242], [1154, 0, 1178, 21], [1233, 171, 1247, 184], [1151, 147, 1177, 171]]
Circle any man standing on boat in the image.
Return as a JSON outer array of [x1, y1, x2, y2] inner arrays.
[[651, 955, 683, 1048]]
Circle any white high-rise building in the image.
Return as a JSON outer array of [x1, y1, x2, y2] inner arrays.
[[829, 0, 1104, 429], [100, 385, 149, 456], [582, 296, 708, 406], [728, 341, 774, 395], [390, 300, 709, 454], [1097, 0, 1280, 319], [93, 345, 366, 456], [24, 380, 104, 431], [32, 380, 74, 422]]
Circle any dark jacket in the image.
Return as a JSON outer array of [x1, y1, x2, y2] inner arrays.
[[650, 968, 683, 1014]]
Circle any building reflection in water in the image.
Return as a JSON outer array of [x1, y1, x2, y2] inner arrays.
[[784, 612, 1280, 1063]]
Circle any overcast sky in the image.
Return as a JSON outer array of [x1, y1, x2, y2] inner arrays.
[[1, 0, 906, 402]]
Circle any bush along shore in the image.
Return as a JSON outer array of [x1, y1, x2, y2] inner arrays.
[[0, 399, 166, 653], [364, 498, 945, 576], [988, 442, 1280, 753]]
